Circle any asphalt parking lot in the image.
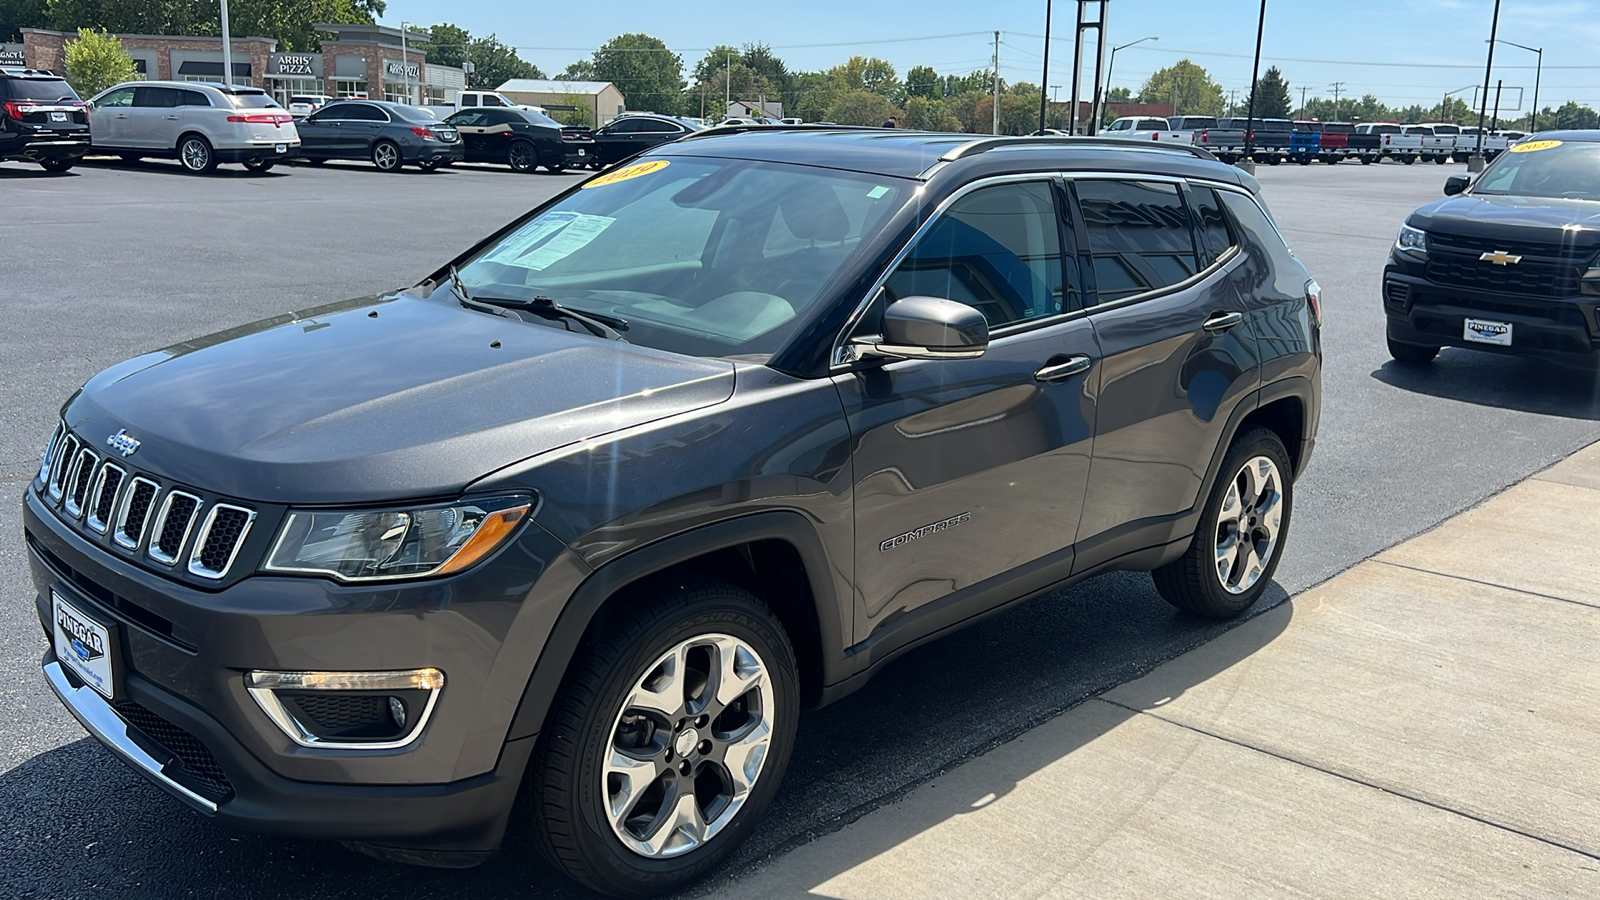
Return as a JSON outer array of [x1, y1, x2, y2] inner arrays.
[[2, 154, 1598, 899]]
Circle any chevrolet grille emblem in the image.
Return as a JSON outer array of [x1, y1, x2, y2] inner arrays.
[[1479, 250, 1522, 266]]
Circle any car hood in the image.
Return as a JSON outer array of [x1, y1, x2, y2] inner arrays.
[[62, 294, 735, 504], [1409, 193, 1600, 254]]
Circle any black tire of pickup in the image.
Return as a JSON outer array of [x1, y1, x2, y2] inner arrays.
[[528, 577, 800, 898], [1152, 428, 1292, 619], [1387, 336, 1440, 364]]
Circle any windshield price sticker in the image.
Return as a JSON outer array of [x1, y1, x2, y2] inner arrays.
[[1510, 140, 1562, 153], [583, 159, 670, 188]]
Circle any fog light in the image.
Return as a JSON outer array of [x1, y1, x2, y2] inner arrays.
[[246, 668, 443, 750]]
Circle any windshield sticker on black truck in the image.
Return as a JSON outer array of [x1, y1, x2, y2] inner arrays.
[[583, 159, 670, 188]]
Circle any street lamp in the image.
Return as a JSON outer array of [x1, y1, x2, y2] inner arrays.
[[1493, 38, 1542, 132], [1470, 0, 1504, 173], [219, 0, 232, 88], [1095, 35, 1157, 133]]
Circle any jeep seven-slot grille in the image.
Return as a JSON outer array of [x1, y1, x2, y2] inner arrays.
[[37, 425, 257, 581]]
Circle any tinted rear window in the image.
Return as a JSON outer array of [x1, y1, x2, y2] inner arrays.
[[518, 108, 561, 127], [227, 92, 281, 109], [389, 104, 440, 122], [1366, 124, 1401, 134], [1321, 123, 1354, 134], [4, 78, 80, 102]]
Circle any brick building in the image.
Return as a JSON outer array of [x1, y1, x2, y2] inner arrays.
[[10, 23, 465, 109]]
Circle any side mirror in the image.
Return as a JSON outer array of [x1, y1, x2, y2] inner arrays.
[[1443, 174, 1470, 196], [854, 296, 990, 361]]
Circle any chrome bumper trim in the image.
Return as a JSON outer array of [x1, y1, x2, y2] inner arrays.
[[42, 659, 219, 813]]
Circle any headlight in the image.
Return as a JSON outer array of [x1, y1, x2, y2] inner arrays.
[[264, 495, 532, 582], [1395, 224, 1427, 256]]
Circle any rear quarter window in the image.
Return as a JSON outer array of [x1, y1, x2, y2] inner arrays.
[[1218, 190, 1307, 299]]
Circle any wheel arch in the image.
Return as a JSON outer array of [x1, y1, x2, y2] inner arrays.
[[506, 511, 845, 743], [1237, 391, 1307, 477]]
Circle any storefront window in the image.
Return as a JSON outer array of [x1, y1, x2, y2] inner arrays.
[[383, 83, 417, 104], [336, 79, 367, 99], [270, 78, 322, 107]]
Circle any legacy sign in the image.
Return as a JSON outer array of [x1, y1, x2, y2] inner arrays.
[[0, 44, 24, 67]]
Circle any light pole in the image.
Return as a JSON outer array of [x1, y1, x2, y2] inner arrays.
[[1240, 0, 1267, 173], [400, 22, 410, 104], [1038, 0, 1054, 133], [1470, 0, 1503, 173], [219, 0, 232, 88], [1096, 35, 1156, 132], [1493, 37, 1541, 132]]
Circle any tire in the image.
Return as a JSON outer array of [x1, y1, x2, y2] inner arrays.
[[298, 157, 325, 165], [1297, 156, 1311, 165], [1387, 336, 1440, 364], [417, 159, 442, 172], [529, 577, 799, 898], [1435, 156, 1447, 165], [1152, 428, 1292, 619], [1267, 156, 1281, 165], [243, 159, 274, 172], [371, 140, 402, 172], [40, 158, 73, 173], [177, 134, 216, 174], [1403, 155, 1416, 165], [1360, 155, 1373, 165], [507, 140, 537, 173]]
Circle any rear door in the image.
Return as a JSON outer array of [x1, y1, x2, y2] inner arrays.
[[837, 178, 1100, 646], [342, 103, 388, 154], [169, 88, 216, 151], [1069, 177, 1261, 570]]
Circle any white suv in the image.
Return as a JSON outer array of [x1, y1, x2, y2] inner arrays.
[[287, 94, 335, 117], [88, 81, 300, 173]]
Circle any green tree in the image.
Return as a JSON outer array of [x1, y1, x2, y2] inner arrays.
[[1, 0, 48, 41], [560, 59, 596, 80], [1243, 65, 1291, 119], [903, 95, 959, 130], [1432, 96, 1474, 123], [589, 33, 684, 115], [1138, 58, 1224, 116], [827, 56, 902, 105], [1551, 101, 1599, 130], [824, 89, 894, 126], [1395, 104, 1430, 124], [550, 93, 591, 126], [452, 33, 540, 89], [63, 26, 134, 96], [740, 42, 792, 109], [423, 22, 470, 68], [943, 69, 992, 97], [905, 65, 939, 99], [41, 0, 384, 51]]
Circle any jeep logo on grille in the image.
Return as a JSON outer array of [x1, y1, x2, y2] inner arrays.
[[106, 429, 140, 457]]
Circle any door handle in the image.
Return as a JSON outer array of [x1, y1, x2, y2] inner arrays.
[[1034, 355, 1093, 383], [113, 113, 128, 119], [1202, 311, 1244, 333], [164, 114, 180, 120]]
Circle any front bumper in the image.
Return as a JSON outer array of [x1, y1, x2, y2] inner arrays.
[[24, 480, 576, 853], [1383, 256, 1600, 356]]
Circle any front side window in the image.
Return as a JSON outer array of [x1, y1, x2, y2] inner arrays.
[[454, 157, 907, 359], [1076, 179, 1199, 304], [94, 87, 135, 108], [447, 110, 487, 127], [883, 181, 1071, 326]]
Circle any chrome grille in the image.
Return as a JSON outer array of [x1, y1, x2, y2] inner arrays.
[[63, 448, 98, 518], [47, 433, 79, 501], [86, 464, 125, 534], [188, 505, 256, 580], [149, 492, 202, 565], [113, 477, 160, 550], [39, 425, 258, 580]]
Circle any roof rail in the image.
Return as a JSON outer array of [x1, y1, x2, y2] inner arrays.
[[939, 135, 1218, 163], [681, 122, 890, 141]]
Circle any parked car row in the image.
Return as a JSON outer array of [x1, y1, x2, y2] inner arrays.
[[1107, 114, 1525, 167]]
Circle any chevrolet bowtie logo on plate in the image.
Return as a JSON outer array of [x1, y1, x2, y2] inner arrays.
[[1480, 250, 1523, 266], [106, 429, 140, 457]]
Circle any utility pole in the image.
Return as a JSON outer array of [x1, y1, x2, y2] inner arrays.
[[724, 48, 732, 119], [400, 23, 410, 104], [219, 0, 233, 88], [1228, 89, 1237, 116], [993, 31, 1000, 135], [1470, 0, 1503, 172], [1298, 86, 1308, 119], [1328, 81, 1344, 119]]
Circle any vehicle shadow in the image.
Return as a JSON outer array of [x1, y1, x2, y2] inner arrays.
[[1372, 350, 1600, 419], [75, 156, 289, 178], [0, 573, 1290, 900], [0, 165, 76, 177]]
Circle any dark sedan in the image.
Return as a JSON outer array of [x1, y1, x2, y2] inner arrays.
[[294, 100, 462, 172], [590, 113, 703, 165], [444, 106, 569, 172], [1384, 132, 1600, 363]]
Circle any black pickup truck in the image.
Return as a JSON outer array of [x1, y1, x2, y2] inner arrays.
[[1191, 116, 1293, 165]]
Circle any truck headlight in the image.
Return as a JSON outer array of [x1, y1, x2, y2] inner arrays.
[[1395, 224, 1427, 257], [263, 495, 532, 582]]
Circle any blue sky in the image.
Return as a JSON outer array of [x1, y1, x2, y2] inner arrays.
[[380, 0, 1600, 113]]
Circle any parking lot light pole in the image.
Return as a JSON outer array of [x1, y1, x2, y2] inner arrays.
[[1240, 0, 1267, 174], [1039, 0, 1053, 133], [1097, 35, 1156, 132], [219, 0, 232, 89], [1494, 38, 1542, 132], [1470, 0, 1503, 173]]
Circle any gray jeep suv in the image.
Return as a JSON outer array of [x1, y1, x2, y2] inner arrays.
[[25, 129, 1321, 897]]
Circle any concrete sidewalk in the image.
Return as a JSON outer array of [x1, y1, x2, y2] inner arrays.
[[710, 445, 1600, 899]]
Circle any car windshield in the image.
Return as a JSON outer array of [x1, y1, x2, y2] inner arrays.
[[226, 91, 281, 108], [451, 156, 908, 360], [6, 78, 79, 102], [1472, 141, 1600, 200]]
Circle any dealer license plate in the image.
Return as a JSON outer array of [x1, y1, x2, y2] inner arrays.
[[53, 591, 115, 700], [1463, 318, 1513, 346], [577, 148, 586, 156], [49, 111, 67, 122], [274, 143, 287, 153]]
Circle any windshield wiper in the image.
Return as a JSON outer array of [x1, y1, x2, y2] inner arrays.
[[445, 266, 627, 340]]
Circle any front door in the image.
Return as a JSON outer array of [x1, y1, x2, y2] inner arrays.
[[1068, 177, 1261, 569], [837, 180, 1100, 646], [90, 86, 136, 147], [446, 110, 490, 160]]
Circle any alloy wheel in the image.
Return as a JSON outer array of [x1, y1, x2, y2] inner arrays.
[[373, 142, 400, 171], [1214, 455, 1284, 594], [601, 633, 774, 859], [508, 142, 535, 171], [180, 139, 210, 172]]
